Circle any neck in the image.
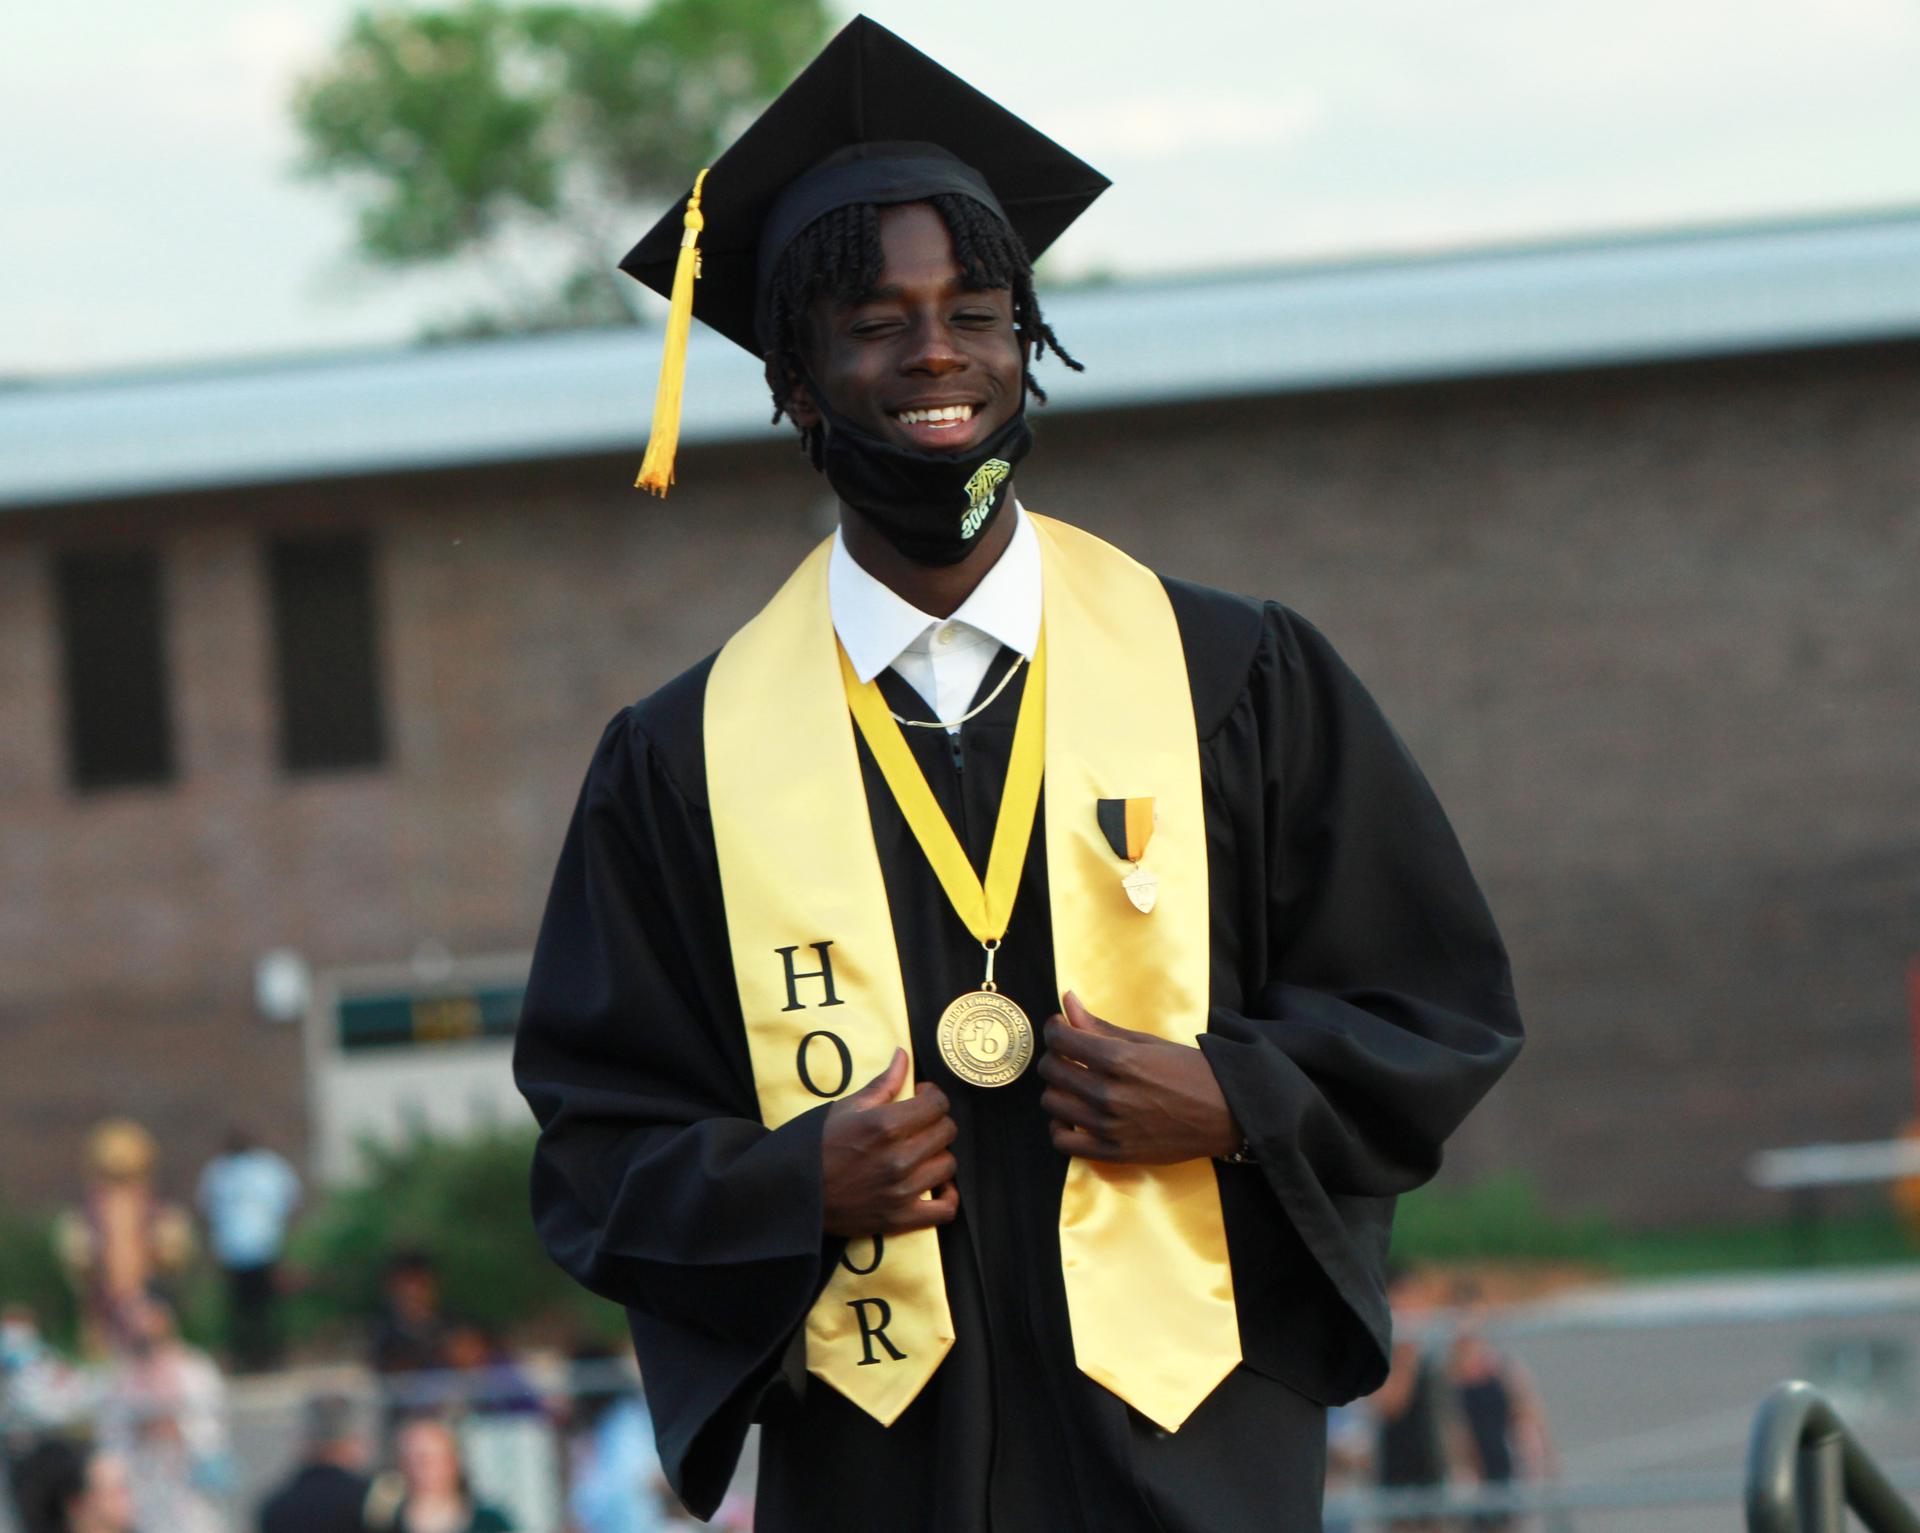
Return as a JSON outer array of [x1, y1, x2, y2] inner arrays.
[[838, 493, 1017, 618]]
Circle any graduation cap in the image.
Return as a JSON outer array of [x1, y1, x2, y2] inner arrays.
[[621, 14, 1110, 493]]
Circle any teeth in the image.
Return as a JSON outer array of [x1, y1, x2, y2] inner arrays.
[[896, 404, 974, 425]]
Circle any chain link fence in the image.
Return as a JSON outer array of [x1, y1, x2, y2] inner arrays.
[[6, 1268, 1919, 1531]]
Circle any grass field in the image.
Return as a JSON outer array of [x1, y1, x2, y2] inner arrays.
[[1392, 1171, 1916, 1278]]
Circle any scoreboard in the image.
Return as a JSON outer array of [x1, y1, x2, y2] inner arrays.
[[302, 953, 532, 1183]]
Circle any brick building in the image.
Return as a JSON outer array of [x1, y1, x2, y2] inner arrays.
[[3, 211, 1917, 1224]]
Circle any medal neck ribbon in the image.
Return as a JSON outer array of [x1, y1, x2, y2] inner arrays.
[[838, 636, 1046, 949]]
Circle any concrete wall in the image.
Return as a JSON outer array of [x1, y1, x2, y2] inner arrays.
[[2, 339, 1915, 1223]]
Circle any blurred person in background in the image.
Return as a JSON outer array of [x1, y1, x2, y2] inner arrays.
[[196, 1128, 302, 1374], [10, 1439, 139, 1533], [4, 1306, 91, 1482], [370, 1249, 453, 1442], [53, 1121, 194, 1358], [365, 1415, 514, 1533], [369, 1251, 451, 1385], [438, 1321, 541, 1417], [565, 1342, 674, 1533], [438, 1322, 558, 1533], [97, 1293, 231, 1533], [1371, 1263, 1451, 1532], [1447, 1282, 1560, 1532], [255, 1394, 372, 1533], [1322, 1402, 1374, 1533]]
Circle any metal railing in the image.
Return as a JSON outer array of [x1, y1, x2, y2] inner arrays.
[[1747, 1380, 1920, 1533]]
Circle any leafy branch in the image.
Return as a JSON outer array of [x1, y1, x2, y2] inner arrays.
[[293, 0, 831, 337]]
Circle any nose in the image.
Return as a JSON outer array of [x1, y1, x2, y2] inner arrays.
[[900, 312, 967, 376]]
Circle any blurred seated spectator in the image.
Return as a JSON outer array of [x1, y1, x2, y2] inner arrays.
[[196, 1127, 302, 1374], [371, 1249, 452, 1439], [439, 1321, 541, 1417], [1322, 1401, 1374, 1533], [566, 1343, 672, 1533], [4, 1306, 91, 1450], [440, 1323, 557, 1533], [256, 1394, 371, 1533], [97, 1293, 230, 1533], [370, 1251, 450, 1383], [10, 1439, 138, 1533], [365, 1415, 514, 1533]]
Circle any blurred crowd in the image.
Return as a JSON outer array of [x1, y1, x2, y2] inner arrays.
[[4, 1120, 1556, 1533], [1330, 1264, 1562, 1532], [1, 1120, 737, 1533]]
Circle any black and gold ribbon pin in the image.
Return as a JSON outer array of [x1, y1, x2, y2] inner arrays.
[[1097, 797, 1159, 913]]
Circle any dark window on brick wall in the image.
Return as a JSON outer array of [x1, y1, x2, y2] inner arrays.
[[55, 548, 176, 791], [268, 531, 387, 773]]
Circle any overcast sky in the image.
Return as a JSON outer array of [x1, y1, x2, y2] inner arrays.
[[6, 0, 1920, 377]]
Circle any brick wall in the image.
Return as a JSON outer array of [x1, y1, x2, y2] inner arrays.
[[2, 340, 1915, 1223]]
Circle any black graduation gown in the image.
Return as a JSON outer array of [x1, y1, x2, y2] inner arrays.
[[513, 576, 1523, 1532]]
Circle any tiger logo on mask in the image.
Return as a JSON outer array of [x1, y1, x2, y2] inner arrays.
[[960, 459, 1013, 541]]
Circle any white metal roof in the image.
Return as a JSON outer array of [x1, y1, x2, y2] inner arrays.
[[6, 208, 1920, 510]]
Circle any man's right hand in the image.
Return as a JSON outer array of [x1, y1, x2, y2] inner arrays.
[[820, 1048, 959, 1237]]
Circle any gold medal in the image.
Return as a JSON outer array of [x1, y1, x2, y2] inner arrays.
[[936, 938, 1033, 1088], [937, 988, 1034, 1088]]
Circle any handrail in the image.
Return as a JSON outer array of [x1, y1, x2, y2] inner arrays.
[[1746, 1380, 1920, 1533]]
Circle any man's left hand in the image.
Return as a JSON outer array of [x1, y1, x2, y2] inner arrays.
[[1038, 991, 1242, 1163]]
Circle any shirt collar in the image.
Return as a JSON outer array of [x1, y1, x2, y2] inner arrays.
[[829, 503, 1042, 684]]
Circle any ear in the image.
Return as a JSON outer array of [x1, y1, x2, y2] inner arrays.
[[787, 381, 823, 430], [765, 357, 822, 429]]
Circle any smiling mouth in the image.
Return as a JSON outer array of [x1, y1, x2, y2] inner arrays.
[[892, 403, 976, 428]]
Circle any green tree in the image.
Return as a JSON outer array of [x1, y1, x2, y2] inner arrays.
[[284, 1126, 624, 1346], [293, 0, 831, 337], [0, 1202, 75, 1349]]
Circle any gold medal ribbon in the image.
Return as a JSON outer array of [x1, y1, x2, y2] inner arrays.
[[838, 637, 1047, 949]]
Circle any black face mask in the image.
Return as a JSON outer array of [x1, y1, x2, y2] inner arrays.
[[809, 384, 1032, 567]]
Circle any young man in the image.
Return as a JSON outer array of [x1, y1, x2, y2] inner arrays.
[[514, 19, 1523, 1532]]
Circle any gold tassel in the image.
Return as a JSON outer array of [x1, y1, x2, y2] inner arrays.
[[636, 168, 710, 496]]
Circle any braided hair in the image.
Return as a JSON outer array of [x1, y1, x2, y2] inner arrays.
[[762, 193, 1081, 467]]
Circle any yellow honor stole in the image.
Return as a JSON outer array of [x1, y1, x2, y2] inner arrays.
[[704, 514, 1240, 1432]]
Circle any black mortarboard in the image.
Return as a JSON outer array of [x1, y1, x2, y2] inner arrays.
[[621, 16, 1108, 493], [622, 15, 1109, 356]]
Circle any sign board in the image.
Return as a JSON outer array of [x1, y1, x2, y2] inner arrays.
[[336, 985, 524, 1053], [303, 953, 533, 1184]]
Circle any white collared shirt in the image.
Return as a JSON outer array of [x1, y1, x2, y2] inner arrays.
[[828, 504, 1041, 731]]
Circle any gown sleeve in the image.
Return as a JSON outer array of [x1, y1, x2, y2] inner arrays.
[[513, 704, 830, 1518], [1194, 603, 1524, 1402]]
